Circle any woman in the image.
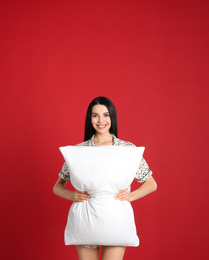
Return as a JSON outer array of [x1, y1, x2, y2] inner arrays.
[[53, 96, 157, 260]]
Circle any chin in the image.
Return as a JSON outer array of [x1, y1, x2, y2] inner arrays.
[[96, 128, 111, 134]]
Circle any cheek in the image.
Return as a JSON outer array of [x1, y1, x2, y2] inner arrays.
[[91, 117, 96, 125]]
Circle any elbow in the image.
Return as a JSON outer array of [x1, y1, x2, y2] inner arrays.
[[152, 180, 157, 192], [148, 177, 157, 192], [53, 184, 58, 195]]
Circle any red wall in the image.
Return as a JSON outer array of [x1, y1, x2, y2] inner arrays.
[[1, 1, 209, 259]]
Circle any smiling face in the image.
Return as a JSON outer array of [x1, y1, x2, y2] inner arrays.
[[91, 104, 111, 135]]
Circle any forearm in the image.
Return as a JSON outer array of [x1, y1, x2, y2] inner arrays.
[[130, 177, 157, 202], [53, 177, 91, 202], [53, 183, 74, 201]]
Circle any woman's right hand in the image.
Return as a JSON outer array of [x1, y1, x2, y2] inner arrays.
[[73, 190, 91, 202], [53, 177, 91, 202]]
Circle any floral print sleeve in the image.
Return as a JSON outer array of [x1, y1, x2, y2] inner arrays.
[[59, 162, 70, 181], [135, 157, 152, 183]]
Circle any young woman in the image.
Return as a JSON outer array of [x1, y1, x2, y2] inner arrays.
[[53, 96, 157, 260]]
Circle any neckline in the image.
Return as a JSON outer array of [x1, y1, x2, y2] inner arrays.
[[91, 134, 116, 146]]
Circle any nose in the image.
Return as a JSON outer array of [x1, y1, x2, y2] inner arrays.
[[97, 116, 104, 123]]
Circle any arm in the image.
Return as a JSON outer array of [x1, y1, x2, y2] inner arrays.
[[114, 176, 157, 202], [53, 177, 90, 202]]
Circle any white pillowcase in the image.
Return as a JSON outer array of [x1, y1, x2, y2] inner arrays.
[[59, 145, 145, 247]]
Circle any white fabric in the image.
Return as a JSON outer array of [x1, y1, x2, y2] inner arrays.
[[59, 145, 145, 247]]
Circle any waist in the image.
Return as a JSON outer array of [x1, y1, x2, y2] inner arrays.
[[89, 191, 116, 199]]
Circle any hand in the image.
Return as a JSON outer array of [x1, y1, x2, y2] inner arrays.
[[114, 190, 132, 202], [73, 190, 91, 202]]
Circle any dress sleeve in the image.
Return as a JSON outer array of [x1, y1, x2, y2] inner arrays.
[[135, 157, 153, 183], [58, 162, 71, 182]]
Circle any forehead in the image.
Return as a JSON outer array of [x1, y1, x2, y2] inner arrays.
[[92, 104, 109, 113]]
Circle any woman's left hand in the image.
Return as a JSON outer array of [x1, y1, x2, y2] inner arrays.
[[114, 190, 132, 202]]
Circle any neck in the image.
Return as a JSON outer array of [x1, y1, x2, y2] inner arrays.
[[93, 132, 113, 146]]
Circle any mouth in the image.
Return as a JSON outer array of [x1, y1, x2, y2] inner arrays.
[[97, 124, 107, 128]]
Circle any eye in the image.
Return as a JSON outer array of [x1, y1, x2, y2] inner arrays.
[[92, 114, 98, 118], [104, 114, 110, 117]]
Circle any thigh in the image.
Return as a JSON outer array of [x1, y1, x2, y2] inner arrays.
[[102, 246, 126, 260], [76, 245, 100, 260]]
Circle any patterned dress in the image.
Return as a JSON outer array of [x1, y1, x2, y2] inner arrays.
[[59, 134, 153, 249]]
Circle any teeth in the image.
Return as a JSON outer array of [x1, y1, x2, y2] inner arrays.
[[98, 125, 106, 128]]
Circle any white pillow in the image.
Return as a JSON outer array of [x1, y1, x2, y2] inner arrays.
[[59, 145, 145, 247]]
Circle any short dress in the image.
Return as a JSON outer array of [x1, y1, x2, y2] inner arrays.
[[59, 134, 153, 249]]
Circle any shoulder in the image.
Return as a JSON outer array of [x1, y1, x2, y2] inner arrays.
[[75, 140, 90, 146], [75, 138, 93, 146], [113, 135, 136, 147]]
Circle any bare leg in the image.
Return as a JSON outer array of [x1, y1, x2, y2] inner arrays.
[[102, 246, 126, 260], [76, 245, 100, 260]]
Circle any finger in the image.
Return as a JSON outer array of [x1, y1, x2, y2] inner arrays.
[[114, 194, 125, 200], [77, 193, 90, 199], [77, 191, 91, 196], [119, 196, 127, 201], [115, 190, 124, 196], [117, 195, 127, 200], [117, 190, 125, 194], [115, 191, 129, 200], [117, 191, 127, 196], [74, 193, 90, 202], [77, 191, 88, 194], [80, 194, 91, 200], [75, 191, 89, 196]]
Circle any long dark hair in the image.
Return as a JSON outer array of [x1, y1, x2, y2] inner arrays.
[[84, 96, 118, 141]]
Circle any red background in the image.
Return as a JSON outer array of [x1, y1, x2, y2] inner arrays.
[[1, 0, 209, 259]]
